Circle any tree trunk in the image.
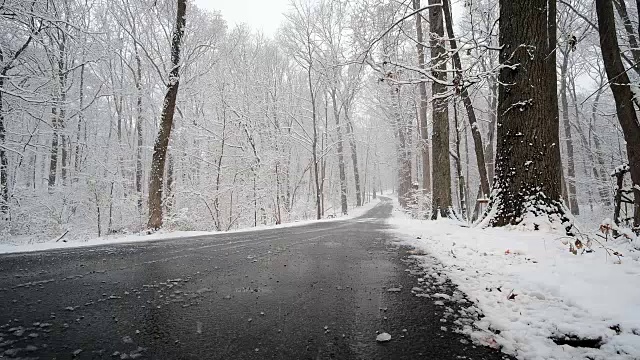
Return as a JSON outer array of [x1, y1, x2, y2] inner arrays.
[[429, 0, 452, 218], [344, 113, 362, 207], [135, 43, 144, 213], [589, 90, 613, 205], [488, 0, 566, 227], [613, 0, 640, 68], [442, 0, 490, 200], [453, 103, 466, 219], [147, 0, 187, 230], [414, 0, 431, 198], [331, 89, 348, 215], [559, 48, 579, 214], [49, 105, 59, 189], [308, 69, 322, 220], [0, 78, 8, 213], [596, 0, 640, 227]]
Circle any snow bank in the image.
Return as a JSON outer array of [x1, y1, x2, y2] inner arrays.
[[0, 199, 380, 255], [388, 207, 640, 359]]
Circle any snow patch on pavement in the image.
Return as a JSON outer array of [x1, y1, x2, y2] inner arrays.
[[388, 205, 640, 359]]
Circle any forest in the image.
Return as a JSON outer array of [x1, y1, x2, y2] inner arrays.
[[0, 0, 636, 241]]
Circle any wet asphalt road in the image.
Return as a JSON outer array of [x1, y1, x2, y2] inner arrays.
[[0, 197, 510, 359]]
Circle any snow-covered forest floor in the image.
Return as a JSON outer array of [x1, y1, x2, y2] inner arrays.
[[389, 201, 640, 359], [0, 199, 380, 254]]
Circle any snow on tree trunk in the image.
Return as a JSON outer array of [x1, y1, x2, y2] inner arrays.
[[485, 0, 569, 230], [429, 0, 452, 219], [147, 0, 187, 230]]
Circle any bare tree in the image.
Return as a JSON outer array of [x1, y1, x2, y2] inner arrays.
[[147, 0, 187, 230]]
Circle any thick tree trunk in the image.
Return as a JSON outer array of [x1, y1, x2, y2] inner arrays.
[[442, 0, 490, 200], [331, 89, 348, 215], [429, 0, 452, 218], [559, 49, 580, 214], [147, 0, 187, 230], [488, 0, 566, 227], [596, 0, 640, 227], [413, 0, 431, 198]]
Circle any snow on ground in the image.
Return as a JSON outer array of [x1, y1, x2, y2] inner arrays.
[[0, 199, 380, 255], [388, 202, 640, 360]]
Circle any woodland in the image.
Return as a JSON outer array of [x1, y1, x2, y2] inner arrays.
[[0, 0, 636, 241]]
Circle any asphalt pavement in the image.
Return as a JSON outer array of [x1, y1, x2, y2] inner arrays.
[[0, 197, 511, 359]]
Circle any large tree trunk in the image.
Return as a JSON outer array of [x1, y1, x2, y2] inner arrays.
[[487, 0, 566, 227], [147, 0, 187, 230], [442, 0, 490, 200], [413, 0, 431, 198], [596, 0, 640, 227], [331, 89, 348, 215], [429, 0, 452, 218], [559, 48, 580, 214]]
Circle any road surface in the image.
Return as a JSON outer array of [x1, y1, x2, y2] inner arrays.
[[0, 197, 510, 359]]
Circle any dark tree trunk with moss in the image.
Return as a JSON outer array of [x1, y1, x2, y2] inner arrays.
[[147, 0, 187, 230], [596, 0, 640, 227], [429, 0, 452, 219], [487, 0, 567, 228]]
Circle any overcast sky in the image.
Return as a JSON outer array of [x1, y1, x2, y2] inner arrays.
[[193, 0, 290, 36]]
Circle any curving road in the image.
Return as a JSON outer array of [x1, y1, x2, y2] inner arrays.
[[0, 197, 510, 359]]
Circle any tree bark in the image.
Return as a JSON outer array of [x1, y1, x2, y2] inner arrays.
[[559, 48, 580, 214], [596, 0, 640, 227], [429, 0, 452, 218], [344, 113, 362, 206], [413, 0, 431, 198], [488, 0, 566, 227], [331, 89, 348, 215], [134, 37, 144, 213], [147, 0, 187, 230]]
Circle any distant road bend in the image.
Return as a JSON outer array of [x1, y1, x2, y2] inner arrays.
[[0, 197, 510, 359]]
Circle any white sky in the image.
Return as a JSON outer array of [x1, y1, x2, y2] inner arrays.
[[193, 0, 291, 36]]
